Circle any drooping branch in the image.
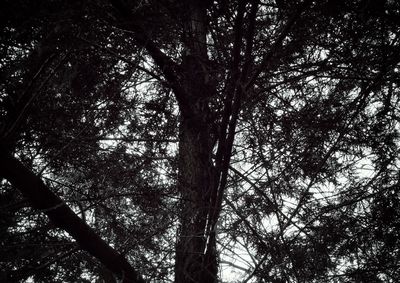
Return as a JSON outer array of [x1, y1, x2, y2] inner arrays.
[[109, 0, 190, 113], [0, 150, 145, 283]]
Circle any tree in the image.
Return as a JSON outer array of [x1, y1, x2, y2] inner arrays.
[[1, 0, 400, 282]]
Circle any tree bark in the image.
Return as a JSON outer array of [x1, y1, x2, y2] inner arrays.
[[175, 112, 217, 283], [173, 1, 220, 281], [173, 2, 219, 280]]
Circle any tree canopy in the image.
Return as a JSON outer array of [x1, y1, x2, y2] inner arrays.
[[1, 0, 400, 282]]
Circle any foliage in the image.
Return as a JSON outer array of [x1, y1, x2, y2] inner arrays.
[[1, 0, 400, 282]]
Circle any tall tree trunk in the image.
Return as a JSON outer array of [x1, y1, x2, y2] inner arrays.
[[111, 1, 219, 281], [175, 111, 217, 283], [174, 2, 218, 281]]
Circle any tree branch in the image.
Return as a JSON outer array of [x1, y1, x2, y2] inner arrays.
[[109, 0, 189, 112], [0, 150, 145, 283], [245, 0, 313, 90]]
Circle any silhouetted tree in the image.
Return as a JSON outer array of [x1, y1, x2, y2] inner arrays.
[[1, 0, 400, 282]]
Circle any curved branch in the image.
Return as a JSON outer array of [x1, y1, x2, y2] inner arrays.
[[109, 0, 189, 112]]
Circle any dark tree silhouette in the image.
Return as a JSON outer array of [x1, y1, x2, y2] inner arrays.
[[1, 0, 400, 282]]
